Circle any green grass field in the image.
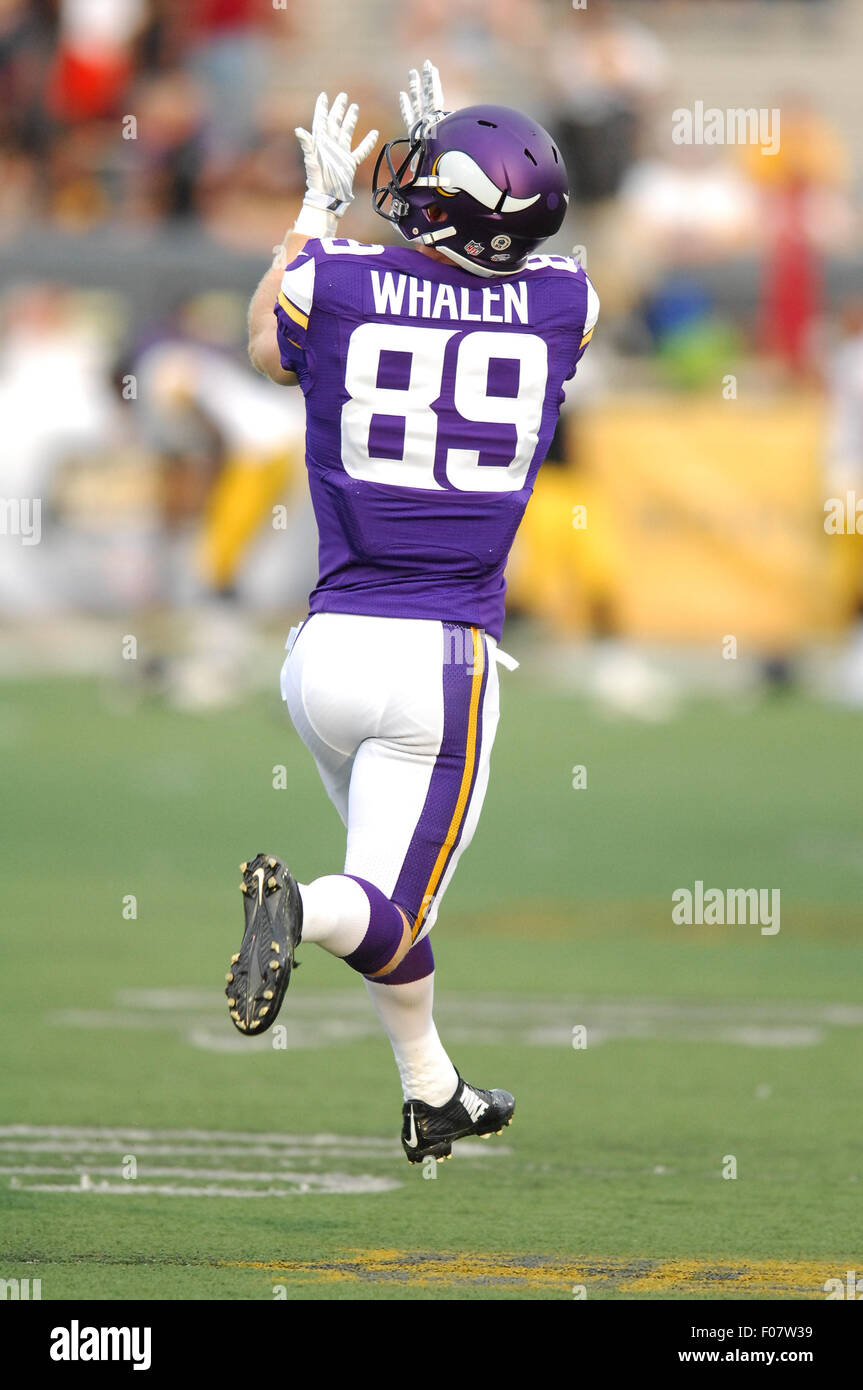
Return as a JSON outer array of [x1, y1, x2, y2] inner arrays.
[[1, 667, 861, 1300]]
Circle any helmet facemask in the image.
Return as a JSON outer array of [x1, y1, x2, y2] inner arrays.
[[372, 120, 454, 236]]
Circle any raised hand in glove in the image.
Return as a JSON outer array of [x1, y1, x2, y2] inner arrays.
[[294, 91, 378, 239], [398, 58, 447, 138]]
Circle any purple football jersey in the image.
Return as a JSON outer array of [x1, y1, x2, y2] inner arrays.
[[274, 236, 598, 641]]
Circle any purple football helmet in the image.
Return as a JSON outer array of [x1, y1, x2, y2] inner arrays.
[[372, 104, 569, 277]]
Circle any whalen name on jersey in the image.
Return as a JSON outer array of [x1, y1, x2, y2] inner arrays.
[[370, 271, 529, 324]]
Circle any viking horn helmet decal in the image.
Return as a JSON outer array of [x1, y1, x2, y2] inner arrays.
[[424, 150, 541, 213]]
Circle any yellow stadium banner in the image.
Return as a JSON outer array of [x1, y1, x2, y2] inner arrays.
[[509, 394, 843, 648]]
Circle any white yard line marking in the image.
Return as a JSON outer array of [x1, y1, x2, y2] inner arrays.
[[12, 1180, 400, 1197], [47, 991, 863, 1052], [0, 1164, 392, 1181], [0, 1124, 510, 1198]]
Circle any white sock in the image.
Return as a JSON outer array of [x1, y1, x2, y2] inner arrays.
[[298, 876, 370, 958], [364, 973, 459, 1105]]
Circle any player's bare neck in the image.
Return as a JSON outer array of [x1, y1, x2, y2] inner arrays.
[[415, 244, 453, 267]]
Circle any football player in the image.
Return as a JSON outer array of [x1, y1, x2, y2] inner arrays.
[[227, 62, 599, 1164]]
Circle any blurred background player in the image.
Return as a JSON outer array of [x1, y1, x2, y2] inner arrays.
[[825, 301, 863, 704], [131, 295, 306, 708]]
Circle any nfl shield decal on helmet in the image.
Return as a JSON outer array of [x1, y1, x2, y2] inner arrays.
[[465, 240, 484, 256]]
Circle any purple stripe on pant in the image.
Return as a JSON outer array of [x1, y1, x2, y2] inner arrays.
[[392, 621, 489, 929]]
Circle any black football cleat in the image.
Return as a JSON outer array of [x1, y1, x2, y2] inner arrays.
[[224, 853, 302, 1036], [401, 1075, 515, 1164]]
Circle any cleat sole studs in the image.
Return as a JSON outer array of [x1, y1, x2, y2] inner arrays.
[[268, 858, 277, 869], [267, 876, 277, 890], [226, 997, 235, 1007], [240, 862, 248, 873], [270, 960, 279, 970], [225, 972, 233, 983], [231, 953, 240, 964], [263, 990, 274, 1000]]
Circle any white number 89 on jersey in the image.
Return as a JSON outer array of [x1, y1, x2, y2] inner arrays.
[[341, 323, 549, 493]]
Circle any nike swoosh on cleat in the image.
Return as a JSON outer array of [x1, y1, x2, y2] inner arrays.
[[405, 1104, 418, 1150], [253, 867, 265, 905]]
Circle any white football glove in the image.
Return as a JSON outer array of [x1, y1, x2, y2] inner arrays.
[[294, 91, 378, 238], [399, 59, 447, 137]]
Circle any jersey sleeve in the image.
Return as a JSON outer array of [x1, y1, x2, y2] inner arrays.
[[565, 271, 600, 380], [273, 244, 318, 373]]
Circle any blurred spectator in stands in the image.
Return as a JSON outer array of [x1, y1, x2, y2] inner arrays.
[[200, 88, 305, 250], [180, 0, 279, 157], [49, 0, 147, 123], [741, 93, 852, 380], [398, 0, 547, 108], [622, 137, 758, 267], [124, 68, 207, 222], [0, 1, 54, 153], [825, 300, 863, 704], [612, 126, 757, 336], [548, 0, 668, 208], [0, 283, 124, 613]]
